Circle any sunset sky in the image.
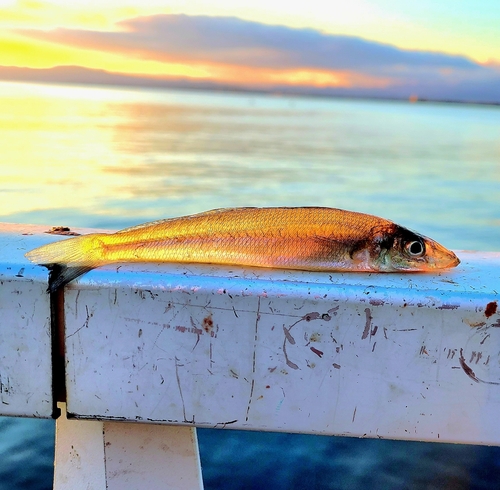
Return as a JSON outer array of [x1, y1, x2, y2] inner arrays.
[[1, 0, 499, 101]]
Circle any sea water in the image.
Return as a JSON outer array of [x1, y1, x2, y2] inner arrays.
[[1, 81, 499, 489]]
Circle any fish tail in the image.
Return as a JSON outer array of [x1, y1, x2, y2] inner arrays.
[[25, 233, 108, 292], [46, 264, 94, 293]]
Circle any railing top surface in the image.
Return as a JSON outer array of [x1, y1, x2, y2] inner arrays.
[[1, 221, 499, 299]]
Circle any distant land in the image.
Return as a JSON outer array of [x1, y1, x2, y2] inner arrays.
[[1, 65, 499, 106]]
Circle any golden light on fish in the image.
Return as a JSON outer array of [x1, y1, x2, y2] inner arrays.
[[25, 207, 460, 292]]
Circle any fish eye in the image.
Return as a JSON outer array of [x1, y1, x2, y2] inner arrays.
[[405, 240, 425, 257]]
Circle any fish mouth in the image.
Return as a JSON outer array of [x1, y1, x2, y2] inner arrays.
[[425, 239, 460, 270], [437, 253, 460, 269]]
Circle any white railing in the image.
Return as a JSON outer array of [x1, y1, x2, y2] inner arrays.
[[1, 222, 499, 489]]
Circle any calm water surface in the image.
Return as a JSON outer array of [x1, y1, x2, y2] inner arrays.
[[1, 81, 500, 489], [1, 81, 499, 249]]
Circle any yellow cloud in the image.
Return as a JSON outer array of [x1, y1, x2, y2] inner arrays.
[[0, 31, 210, 78], [0, 0, 164, 30]]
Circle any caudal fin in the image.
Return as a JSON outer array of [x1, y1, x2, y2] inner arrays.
[[47, 264, 94, 293], [25, 233, 107, 292]]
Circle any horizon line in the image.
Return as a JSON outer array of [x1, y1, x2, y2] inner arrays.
[[1, 64, 499, 108]]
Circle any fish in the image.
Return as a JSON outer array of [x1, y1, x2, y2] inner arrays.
[[25, 207, 460, 293]]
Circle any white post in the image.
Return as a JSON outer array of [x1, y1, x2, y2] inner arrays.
[[54, 402, 204, 490]]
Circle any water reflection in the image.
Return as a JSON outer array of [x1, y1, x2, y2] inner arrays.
[[0, 81, 499, 250]]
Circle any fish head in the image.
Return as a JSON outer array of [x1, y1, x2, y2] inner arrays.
[[373, 225, 460, 272]]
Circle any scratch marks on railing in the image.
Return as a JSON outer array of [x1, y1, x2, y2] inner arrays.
[[361, 308, 372, 340], [310, 346, 323, 358], [282, 306, 338, 370], [360, 307, 381, 352], [283, 325, 295, 345], [74, 290, 81, 317], [175, 357, 194, 423], [282, 329, 298, 370], [459, 348, 500, 385], [245, 297, 260, 422], [0, 374, 11, 405], [436, 304, 460, 310], [214, 419, 238, 428], [66, 305, 93, 339]]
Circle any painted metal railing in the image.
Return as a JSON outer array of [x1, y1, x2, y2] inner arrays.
[[1, 222, 499, 489]]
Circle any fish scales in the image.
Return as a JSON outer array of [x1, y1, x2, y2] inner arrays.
[[97, 208, 386, 269]]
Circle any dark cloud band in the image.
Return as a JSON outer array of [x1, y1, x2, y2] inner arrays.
[[17, 14, 479, 71]]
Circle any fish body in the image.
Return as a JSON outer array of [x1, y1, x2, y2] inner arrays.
[[25, 207, 460, 292]]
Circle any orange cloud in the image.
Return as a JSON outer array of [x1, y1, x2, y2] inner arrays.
[[265, 68, 392, 88], [203, 63, 392, 89]]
